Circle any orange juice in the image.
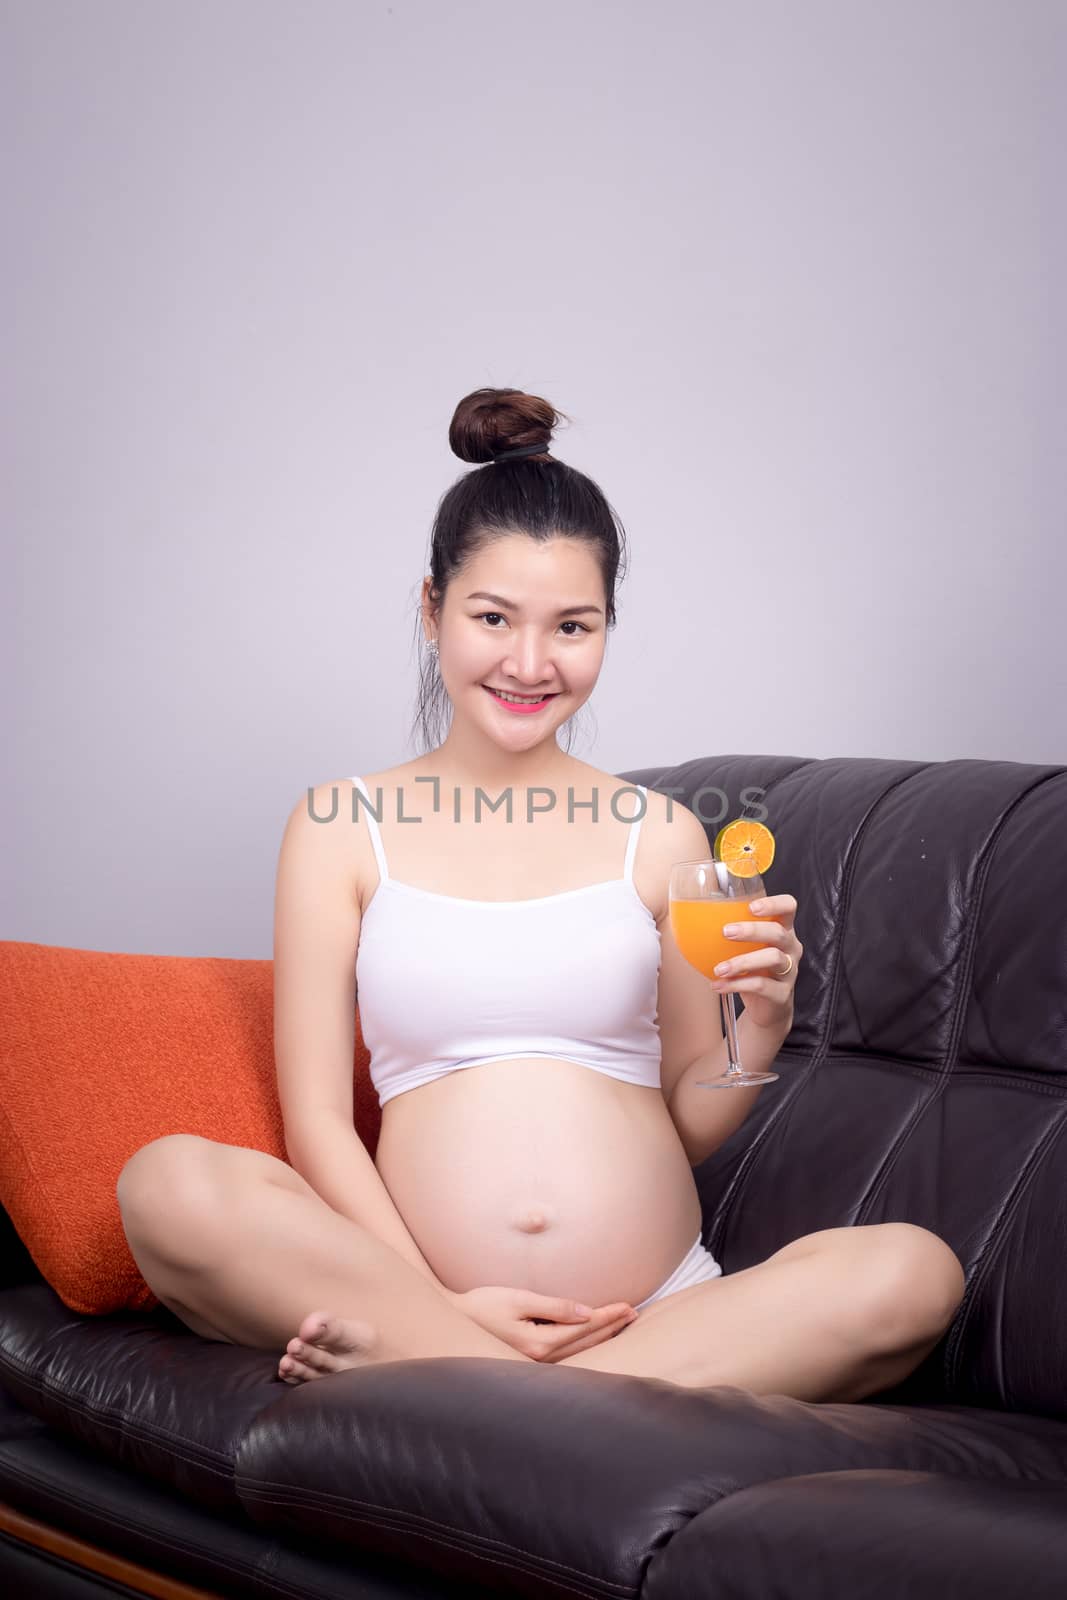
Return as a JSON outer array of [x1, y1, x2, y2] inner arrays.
[[669, 898, 783, 979]]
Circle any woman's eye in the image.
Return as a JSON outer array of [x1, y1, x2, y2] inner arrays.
[[474, 612, 588, 636]]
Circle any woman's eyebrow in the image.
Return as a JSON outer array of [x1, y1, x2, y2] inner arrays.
[[466, 591, 604, 616]]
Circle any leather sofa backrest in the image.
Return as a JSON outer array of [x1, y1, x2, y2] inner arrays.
[[619, 754, 1067, 1419]]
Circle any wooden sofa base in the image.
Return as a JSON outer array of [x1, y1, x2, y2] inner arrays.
[[0, 1499, 226, 1600]]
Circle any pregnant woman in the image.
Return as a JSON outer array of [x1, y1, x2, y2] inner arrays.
[[117, 386, 965, 1399]]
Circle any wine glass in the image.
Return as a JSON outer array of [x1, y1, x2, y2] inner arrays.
[[669, 860, 781, 1088]]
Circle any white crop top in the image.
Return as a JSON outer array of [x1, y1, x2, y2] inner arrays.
[[351, 776, 663, 1106]]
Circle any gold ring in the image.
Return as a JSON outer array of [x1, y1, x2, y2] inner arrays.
[[774, 954, 795, 980]]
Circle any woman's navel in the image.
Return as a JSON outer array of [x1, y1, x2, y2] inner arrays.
[[511, 1205, 555, 1234]]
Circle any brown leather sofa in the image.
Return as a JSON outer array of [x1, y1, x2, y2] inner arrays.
[[3, 752, 1067, 1599]]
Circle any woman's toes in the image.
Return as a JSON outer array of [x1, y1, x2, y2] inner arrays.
[[288, 1337, 333, 1372], [292, 1310, 381, 1372], [279, 1311, 383, 1387]]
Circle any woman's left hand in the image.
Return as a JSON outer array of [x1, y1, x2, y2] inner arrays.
[[445, 1286, 637, 1360], [709, 893, 803, 1032]]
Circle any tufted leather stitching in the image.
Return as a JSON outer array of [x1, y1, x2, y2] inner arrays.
[[941, 1102, 1067, 1400], [853, 768, 1066, 1220], [847, 770, 1067, 1394]]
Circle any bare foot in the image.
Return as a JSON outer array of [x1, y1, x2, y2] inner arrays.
[[277, 1309, 381, 1385]]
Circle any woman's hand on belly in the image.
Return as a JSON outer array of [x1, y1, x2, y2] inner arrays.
[[445, 1284, 638, 1361]]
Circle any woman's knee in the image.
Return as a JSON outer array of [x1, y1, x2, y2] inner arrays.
[[116, 1135, 233, 1262], [860, 1223, 966, 1353]]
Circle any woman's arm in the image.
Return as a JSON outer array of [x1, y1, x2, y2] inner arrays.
[[273, 783, 452, 1294], [284, 1108, 447, 1288], [666, 1009, 792, 1167]]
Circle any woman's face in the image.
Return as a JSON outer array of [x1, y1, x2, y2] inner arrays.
[[422, 535, 608, 751]]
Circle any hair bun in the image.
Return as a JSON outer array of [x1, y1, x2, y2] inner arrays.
[[449, 386, 567, 464]]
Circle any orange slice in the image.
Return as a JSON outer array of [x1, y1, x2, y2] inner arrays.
[[714, 819, 775, 878]]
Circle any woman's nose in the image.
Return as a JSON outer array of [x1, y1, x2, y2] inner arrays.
[[501, 635, 557, 683]]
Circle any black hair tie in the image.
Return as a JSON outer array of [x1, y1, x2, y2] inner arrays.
[[490, 442, 549, 462]]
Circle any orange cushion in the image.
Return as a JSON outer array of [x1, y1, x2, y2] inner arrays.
[[0, 941, 381, 1316]]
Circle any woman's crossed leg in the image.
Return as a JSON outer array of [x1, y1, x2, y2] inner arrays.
[[557, 1223, 967, 1402], [118, 1137, 965, 1401]]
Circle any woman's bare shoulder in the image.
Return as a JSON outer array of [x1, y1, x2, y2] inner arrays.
[[318, 763, 433, 912], [290, 774, 389, 917], [634, 784, 715, 910]]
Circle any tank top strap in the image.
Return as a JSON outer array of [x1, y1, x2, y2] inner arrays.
[[621, 784, 648, 882], [351, 776, 390, 883]]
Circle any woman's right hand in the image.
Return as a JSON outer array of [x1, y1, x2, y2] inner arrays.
[[446, 1285, 638, 1361]]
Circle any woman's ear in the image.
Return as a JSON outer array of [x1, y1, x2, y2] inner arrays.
[[420, 577, 440, 644]]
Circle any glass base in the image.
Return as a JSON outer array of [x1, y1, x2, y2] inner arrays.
[[696, 1070, 780, 1088]]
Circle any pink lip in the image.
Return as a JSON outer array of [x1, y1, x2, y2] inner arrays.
[[483, 686, 559, 715]]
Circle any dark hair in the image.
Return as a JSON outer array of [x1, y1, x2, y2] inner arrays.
[[409, 386, 629, 754]]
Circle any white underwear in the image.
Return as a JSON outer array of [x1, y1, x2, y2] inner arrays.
[[634, 1234, 724, 1311]]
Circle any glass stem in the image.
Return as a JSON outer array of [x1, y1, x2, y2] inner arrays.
[[721, 992, 743, 1074]]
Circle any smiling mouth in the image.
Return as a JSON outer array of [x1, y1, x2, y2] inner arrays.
[[483, 686, 560, 705]]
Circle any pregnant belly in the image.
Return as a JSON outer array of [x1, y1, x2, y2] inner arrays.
[[373, 1057, 704, 1307]]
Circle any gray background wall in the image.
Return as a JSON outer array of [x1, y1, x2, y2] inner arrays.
[[4, 0, 1064, 959]]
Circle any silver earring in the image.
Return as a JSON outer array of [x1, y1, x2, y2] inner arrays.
[[427, 638, 438, 656]]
